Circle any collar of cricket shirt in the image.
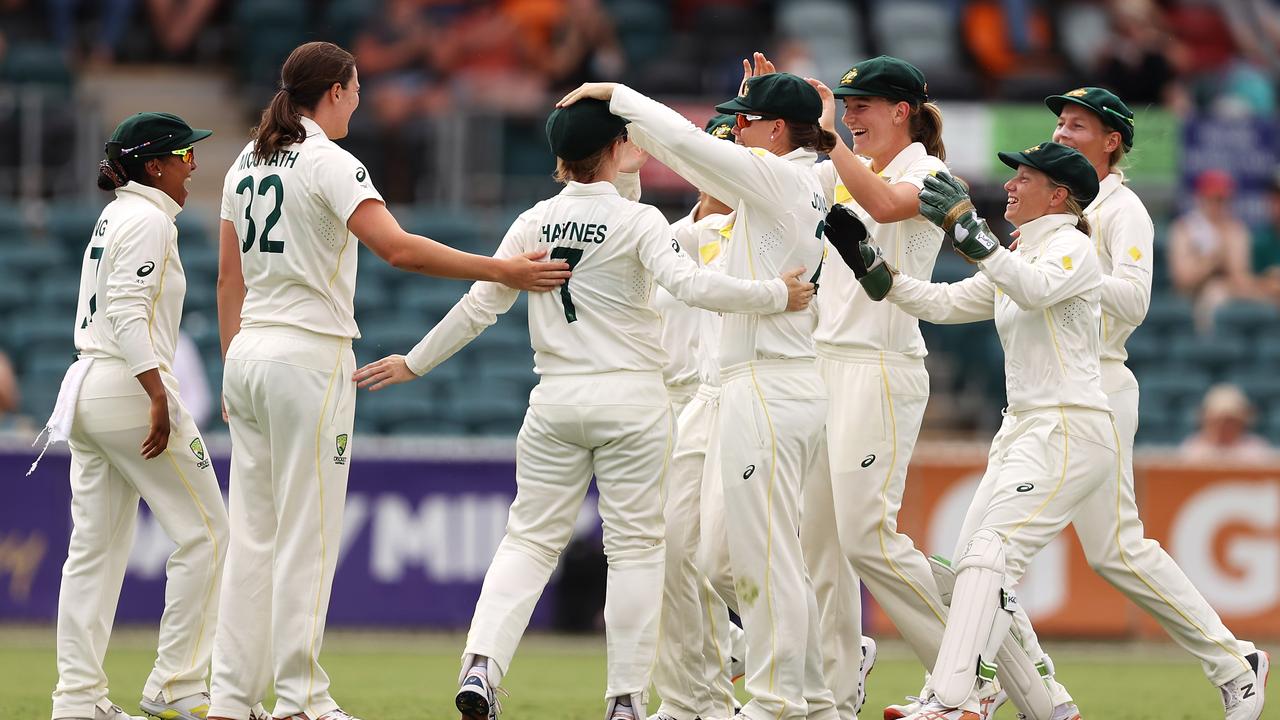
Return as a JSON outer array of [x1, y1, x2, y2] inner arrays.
[[1085, 170, 1124, 214], [563, 180, 620, 197], [299, 115, 324, 139], [117, 180, 182, 220], [781, 146, 818, 166], [1014, 212, 1078, 251], [877, 141, 928, 181]]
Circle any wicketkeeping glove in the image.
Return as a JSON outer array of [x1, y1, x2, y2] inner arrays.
[[823, 204, 895, 301], [919, 172, 999, 262]]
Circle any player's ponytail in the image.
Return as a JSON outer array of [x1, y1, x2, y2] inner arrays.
[[96, 141, 149, 191], [787, 122, 838, 155], [1061, 191, 1091, 236], [252, 41, 356, 161], [909, 102, 946, 161]]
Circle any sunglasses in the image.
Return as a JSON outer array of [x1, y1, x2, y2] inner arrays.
[[735, 113, 767, 128], [116, 134, 194, 163], [170, 146, 195, 164]]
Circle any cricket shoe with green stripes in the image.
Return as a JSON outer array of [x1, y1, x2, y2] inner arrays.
[[139, 692, 210, 720], [885, 689, 1006, 720]]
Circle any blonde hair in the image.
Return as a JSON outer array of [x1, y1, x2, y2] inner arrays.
[[1060, 191, 1091, 236], [552, 140, 619, 184]]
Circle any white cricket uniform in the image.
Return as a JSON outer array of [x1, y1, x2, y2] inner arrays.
[[210, 116, 381, 720], [402, 179, 787, 701], [610, 84, 837, 720], [652, 209, 743, 720], [888, 213, 1119, 712], [655, 211, 705, 413], [54, 182, 228, 719], [803, 146, 951, 717], [1006, 173, 1258, 690]]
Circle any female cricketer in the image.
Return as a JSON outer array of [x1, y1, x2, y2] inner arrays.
[[49, 111, 223, 720], [208, 41, 570, 720], [351, 98, 812, 720], [558, 74, 839, 720], [830, 140, 1109, 720], [998, 87, 1268, 720]]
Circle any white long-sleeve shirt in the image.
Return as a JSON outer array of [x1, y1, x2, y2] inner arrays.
[[887, 213, 1109, 413], [74, 182, 185, 377], [610, 85, 827, 367], [653, 208, 736, 388], [220, 116, 383, 339], [812, 143, 947, 357], [404, 181, 787, 377], [1085, 171, 1154, 363]]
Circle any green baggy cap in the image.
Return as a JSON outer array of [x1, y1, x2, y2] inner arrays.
[[715, 73, 822, 124], [1045, 86, 1135, 150], [106, 111, 212, 159], [546, 99, 629, 161], [998, 141, 1100, 206], [832, 55, 929, 105]]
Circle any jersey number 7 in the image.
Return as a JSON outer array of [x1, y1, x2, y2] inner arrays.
[[549, 246, 583, 323]]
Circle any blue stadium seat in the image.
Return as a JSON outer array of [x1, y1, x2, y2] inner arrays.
[[0, 43, 72, 89], [0, 242, 66, 276], [1121, 327, 1162, 369], [1138, 368, 1211, 421], [608, 0, 670, 70], [1214, 300, 1280, 341], [1169, 334, 1249, 376], [1143, 293, 1194, 336], [402, 207, 487, 252]]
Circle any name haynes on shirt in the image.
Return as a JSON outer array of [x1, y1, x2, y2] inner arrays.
[[539, 220, 609, 244]]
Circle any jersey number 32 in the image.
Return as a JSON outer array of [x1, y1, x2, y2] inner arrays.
[[236, 174, 286, 254]]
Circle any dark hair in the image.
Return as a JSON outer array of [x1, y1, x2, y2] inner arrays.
[[97, 144, 154, 191], [787, 121, 838, 154], [909, 102, 946, 160], [252, 41, 356, 161]]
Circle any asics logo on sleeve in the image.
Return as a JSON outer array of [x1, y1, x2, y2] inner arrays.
[[743, 465, 755, 479], [136, 261, 155, 277]]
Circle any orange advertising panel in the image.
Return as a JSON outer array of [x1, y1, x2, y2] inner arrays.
[[865, 448, 1280, 640]]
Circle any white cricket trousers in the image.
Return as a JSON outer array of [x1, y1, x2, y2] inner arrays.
[[719, 360, 836, 720], [209, 327, 356, 720], [654, 384, 739, 720], [941, 406, 1117, 709], [464, 371, 672, 700], [804, 347, 950, 716], [54, 359, 227, 719], [1010, 361, 1256, 688]]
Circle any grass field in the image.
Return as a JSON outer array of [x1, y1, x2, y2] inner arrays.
[[0, 626, 1250, 720]]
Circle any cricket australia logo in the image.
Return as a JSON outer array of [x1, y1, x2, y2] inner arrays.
[[189, 438, 210, 470], [334, 433, 349, 465], [841, 68, 858, 84]]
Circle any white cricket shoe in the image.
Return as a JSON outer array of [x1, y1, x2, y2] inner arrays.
[[888, 690, 1004, 720], [140, 691, 210, 720], [456, 665, 499, 720], [1221, 651, 1269, 720], [276, 709, 362, 720], [646, 713, 690, 720], [63, 699, 147, 720], [1016, 702, 1079, 720], [248, 704, 270, 720], [855, 636, 878, 715], [729, 655, 745, 683], [900, 697, 980, 720], [606, 696, 641, 720]]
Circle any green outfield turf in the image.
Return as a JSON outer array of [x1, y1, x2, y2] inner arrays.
[[0, 626, 1245, 719]]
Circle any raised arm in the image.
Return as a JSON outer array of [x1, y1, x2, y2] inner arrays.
[[352, 215, 529, 390], [888, 272, 997, 325], [635, 208, 797, 314], [347, 199, 569, 291], [1098, 198, 1154, 325]]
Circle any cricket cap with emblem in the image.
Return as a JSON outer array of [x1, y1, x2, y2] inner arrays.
[[714, 72, 823, 124], [998, 141, 1100, 205], [546, 98, 629, 161], [705, 113, 736, 140], [1045, 86, 1135, 150], [105, 112, 211, 158], [833, 56, 929, 105]]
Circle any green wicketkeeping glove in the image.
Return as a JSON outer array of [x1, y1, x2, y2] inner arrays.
[[919, 172, 999, 262], [822, 205, 896, 301]]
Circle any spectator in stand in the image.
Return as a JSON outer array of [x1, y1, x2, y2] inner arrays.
[[144, 0, 220, 59], [47, 0, 135, 65], [538, 0, 624, 93], [354, 0, 454, 124], [1251, 173, 1280, 301], [0, 350, 32, 434], [435, 0, 547, 112], [1096, 0, 1187, 111], [1169, 169, 1263, 332], [1181, 383, 1274, 462]]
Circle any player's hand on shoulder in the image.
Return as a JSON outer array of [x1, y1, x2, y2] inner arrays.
[[498, 249, 571, 292], [354, 354, 418, 391], [141, 396, 170, 459], [557, 82, 618, 107], [779, 266, 815, 311]]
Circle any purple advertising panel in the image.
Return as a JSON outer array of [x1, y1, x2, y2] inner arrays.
[[1, 443, 600, 628]]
